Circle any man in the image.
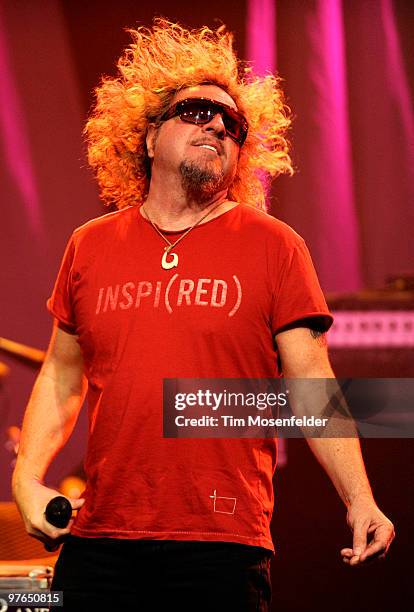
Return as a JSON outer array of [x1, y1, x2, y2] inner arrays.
[[12, 19, 394, 611]]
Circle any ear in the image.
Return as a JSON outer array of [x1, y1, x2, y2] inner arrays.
[[146, 123, 159, 159]]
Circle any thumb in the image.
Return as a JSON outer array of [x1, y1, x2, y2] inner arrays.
[[69, 497, 85, 511], [352, 523, 368, 556]]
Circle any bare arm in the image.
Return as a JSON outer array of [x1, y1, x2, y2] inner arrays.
[[275, 326, 395, 565], [12, 320, 87, 545]]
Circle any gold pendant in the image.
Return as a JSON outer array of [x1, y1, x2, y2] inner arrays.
[[162, 248, 178, 270]]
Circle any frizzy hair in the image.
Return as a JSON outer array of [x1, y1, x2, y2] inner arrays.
[[84, 18, 294, 210]]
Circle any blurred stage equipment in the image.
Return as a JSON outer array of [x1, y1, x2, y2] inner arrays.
[[0, 503, 58, 608], [0, 361, 10, 378], [1, 337, 44, 472], [0, 337, 45, 365], [0, 501, 58, 562], [327, 276, 414, 377], [0, 334, 71, 587], [0, 565, 53, 612], [59, 475, 86, 500], [4, 426, 21, 468]]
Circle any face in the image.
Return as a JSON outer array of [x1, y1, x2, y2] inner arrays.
[[146, 85, 241, 202]]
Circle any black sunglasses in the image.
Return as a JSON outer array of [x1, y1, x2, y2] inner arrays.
[[160, 97, 248, 146]]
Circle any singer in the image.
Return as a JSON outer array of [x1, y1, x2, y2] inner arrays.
[[12, 19, 394, 611]]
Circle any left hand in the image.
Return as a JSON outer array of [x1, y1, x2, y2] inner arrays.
[[341, 496, 395, 566]]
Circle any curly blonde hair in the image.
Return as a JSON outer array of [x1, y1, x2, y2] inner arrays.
[[85, 18, 294, 211]]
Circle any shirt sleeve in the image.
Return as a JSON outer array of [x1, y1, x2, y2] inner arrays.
[[46, 234, 77, 334], [270, 238, 333, 335]]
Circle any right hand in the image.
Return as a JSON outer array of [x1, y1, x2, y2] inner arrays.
[[12, 477, 85, 550]]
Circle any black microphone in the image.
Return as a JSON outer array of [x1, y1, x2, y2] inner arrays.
[[45, 496, 72, 528], [44, 496, 72, 551]]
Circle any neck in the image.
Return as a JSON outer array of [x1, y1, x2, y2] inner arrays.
[[142, 177, 233, 231]]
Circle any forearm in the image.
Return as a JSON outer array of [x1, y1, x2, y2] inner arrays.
[[12, 324, 88, 543], [306, 437, 374, 507], [276, 327, 376, 508], [13, 366, 86, 489], [277, 318, 395, 564]]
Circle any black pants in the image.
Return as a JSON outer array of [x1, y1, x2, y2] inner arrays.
[[50, 536, 272, 611]]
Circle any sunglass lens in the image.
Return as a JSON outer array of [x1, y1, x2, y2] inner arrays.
[[221, 114, 240, 140], [174, 99, 246, 144], [180, 102, 214, 124]]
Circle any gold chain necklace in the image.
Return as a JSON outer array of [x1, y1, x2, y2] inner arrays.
[[142, 203, 224, 270]]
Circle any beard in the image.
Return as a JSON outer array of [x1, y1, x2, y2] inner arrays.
[[179, 159, 227, 204]]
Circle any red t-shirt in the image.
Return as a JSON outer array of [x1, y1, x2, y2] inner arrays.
[[47, 203, 332, 552]]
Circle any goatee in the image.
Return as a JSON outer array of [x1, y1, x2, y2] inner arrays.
[[179, 160, 226, 204]]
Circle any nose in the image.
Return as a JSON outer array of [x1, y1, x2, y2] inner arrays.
[[202, 112, 226, 139]]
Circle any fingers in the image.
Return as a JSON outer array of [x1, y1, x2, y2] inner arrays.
[[42, 516, 74, 539], [359, 525, 395, 562], [340, 547, 353, 558], [341, 546, 365, 566], [341, 524, 395, 566], [341, 547, 386, 566], [27, 511, 76, 550], [359, 537, 386, 562], [15, 482, 83, 552], [28, 526, 65, 550], [28, 525, 52, 542], [69, 497, 85, 510], [350, 521, 368, 562], [44, 523, 73, 551]]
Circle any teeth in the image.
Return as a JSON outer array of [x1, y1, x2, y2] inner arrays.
[[199, 145, 217, 153]]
